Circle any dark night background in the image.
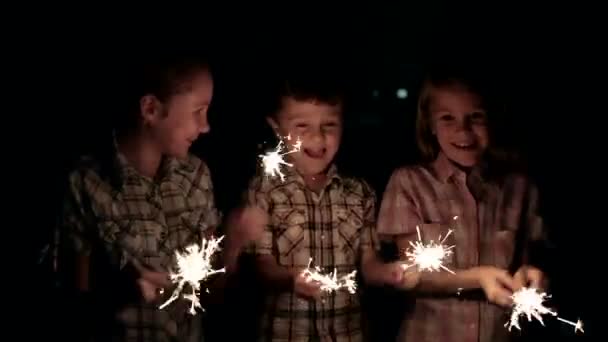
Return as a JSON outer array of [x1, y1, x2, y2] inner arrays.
[[22, 3, 603, 341]]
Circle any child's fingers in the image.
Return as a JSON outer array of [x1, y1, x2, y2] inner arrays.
[[493, 287, 514, 307], [495, 271, 516, 292]]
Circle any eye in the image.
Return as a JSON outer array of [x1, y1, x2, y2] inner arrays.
[[470, 111, 487, 123], [438, 113, 455, 122], [194, 106, 207, 115], [295, 123, 308, 129]]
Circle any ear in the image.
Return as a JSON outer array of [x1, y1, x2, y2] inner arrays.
[[266, 116, 280, 136], [139, 95, 163, 125]]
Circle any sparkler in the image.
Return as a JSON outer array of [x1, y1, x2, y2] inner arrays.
[[505, 287, 584, 334], [259, 134, 302, 182], [301, 258, 357, 294], [401, 218, 457, 274], [159, 235, 226, 315]]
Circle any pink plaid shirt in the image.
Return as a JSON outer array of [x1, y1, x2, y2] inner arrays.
[[377, 152, 545, 342]]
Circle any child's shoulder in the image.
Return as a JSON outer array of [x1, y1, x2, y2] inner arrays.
[[175, 153, 212, 178], [497, 170, 539, 192], [340, 174, 376, 198], [386, 163, 436, 186]]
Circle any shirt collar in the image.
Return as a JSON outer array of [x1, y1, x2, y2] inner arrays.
[[109, 131, 180, 190], [278, 163, 342, 190], [432, 152, 488, 184]]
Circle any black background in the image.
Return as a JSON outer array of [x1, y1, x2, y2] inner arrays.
[[22, 3, 602, 341]]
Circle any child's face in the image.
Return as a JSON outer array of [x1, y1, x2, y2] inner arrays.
[[269, 97, 343, 177], [429, 86, 489, 168], [147, 69, 213, 159]]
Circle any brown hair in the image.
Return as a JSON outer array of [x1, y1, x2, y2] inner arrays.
[[415, 69, 520, 168], [115, 53, 211, 134], [267, 66, 346, 119]]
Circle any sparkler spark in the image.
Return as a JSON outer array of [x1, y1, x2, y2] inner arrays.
[[159, 235, 226, 315], [506, 287, 584, 334], [301, 258, 357, 294], [259, 134, 302, 182], [401, 224, 456, 274]]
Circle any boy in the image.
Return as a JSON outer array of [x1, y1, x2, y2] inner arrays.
[[247, 74, 407, 341], [56, 53, 266, 342]]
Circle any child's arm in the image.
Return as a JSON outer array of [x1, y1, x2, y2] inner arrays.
[[358, 181, 409, 287]]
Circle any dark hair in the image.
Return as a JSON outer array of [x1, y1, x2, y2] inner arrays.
[[114, 53, 211, 134], [267, 66, 346, 118]]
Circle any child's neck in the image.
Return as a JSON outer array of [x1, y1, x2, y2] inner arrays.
[[116, 131, 163, 179], [302, 173, 328, 194]]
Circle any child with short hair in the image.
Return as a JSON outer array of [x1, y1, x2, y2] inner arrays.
[[377, 69, 549, 342], [248, 73, 407, 341]]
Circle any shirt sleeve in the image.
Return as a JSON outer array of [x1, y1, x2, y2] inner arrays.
[[359, 181, 380, 253], [245, 175, 273, 255], [192, 161, 221, 237], [59, 171, 94, 257], [522, 180, 551, 265], [377, 168, 422, 237]]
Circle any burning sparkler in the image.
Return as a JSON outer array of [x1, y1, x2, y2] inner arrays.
[[506, 287, 584, 334], [259, 134, 302, 182], [401, 219, 457, 274], [159, 235, 226, 315], [301, 258, 357, 294]]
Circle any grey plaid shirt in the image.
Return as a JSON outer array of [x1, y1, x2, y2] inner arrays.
[[58, 140, 220, 342]]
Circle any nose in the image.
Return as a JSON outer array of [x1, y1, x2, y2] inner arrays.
[[309, 127, 326, 144], [458, 117, 474, 132], [197, 113, 210, 134]]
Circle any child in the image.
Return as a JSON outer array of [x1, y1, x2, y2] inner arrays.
[[247, 73, 407, 342], [377, 69, 549, 342], [56, 53, 266, 342]]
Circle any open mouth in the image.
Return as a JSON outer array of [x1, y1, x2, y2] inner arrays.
[[451, 142, 477, 151], [304, 148, 326, 159]]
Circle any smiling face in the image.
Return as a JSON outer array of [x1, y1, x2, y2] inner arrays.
[[429, 85, 489, 168], [267, 96, 343, 177], [141, 68, 213, 159]]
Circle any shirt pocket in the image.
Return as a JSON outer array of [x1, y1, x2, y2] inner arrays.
[[98, 219, 141, 268], [274, 208, 307, 264], [334, 207, 364, 263]]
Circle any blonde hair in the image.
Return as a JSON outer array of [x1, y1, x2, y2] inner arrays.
[[415, 73, 520, 168]]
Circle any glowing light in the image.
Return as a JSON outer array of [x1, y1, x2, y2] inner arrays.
[[159, 235, 225, 315], [259, 134, 302, 182], [301, 257, 357, 294], [401, 217, 457, 273], [506, 287, 584, 334]]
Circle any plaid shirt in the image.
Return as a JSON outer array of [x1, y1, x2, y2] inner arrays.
[[57, 139, 220, 342], [377, 152, 546, 342], [247, 165, 378, 342]]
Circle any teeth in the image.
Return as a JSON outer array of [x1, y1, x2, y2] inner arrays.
[[454, 143, 472, 148]]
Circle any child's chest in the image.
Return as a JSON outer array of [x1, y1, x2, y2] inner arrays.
[[415, 180, 528, 268], [269, 187, 366, 269], [87, 179, 216, 269]]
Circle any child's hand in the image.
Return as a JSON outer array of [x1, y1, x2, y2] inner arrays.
[[397, 264, 421, 290], [475, 266, 516, 307], [136, 270, 170, 303], [513, 265, 547, 291], [293, 272, 323, 301], [225, 206, 268, 250]]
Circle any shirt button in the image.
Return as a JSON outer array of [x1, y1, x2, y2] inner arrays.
[[321, 234, 325, 239]]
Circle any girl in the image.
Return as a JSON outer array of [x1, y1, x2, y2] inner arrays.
[[377, 70, 548, 342], [56, 53, 266, 342]]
